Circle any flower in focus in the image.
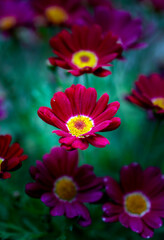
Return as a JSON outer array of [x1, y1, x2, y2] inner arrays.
[[102, 163, 164, 238], [93, 7, 145, 50], [0, 135, 28, 179], [126, 74, 164, 118], [38, 84, 121, 150], [26, 147, 103, 226], [31, 0, 89, 27], [0, 0, 34, 32], [49, 25, 123, 77], [0, 97, 7, 120]]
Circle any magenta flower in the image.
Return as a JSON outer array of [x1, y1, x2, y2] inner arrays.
[[93, 7, 145, 50], [126, 74, 164, 118], [0, 0, 34, 32], [38, 84, 121, 150], [102, 163, 164, 238], [26, 147, 103, 226]]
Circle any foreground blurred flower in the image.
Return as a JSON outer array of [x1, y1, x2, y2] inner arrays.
[[126, 74, 164, 118], [0, 97, 7, 120], [38, 84, 121, 150], [0, 135, 27, 179], [26, 147, 103, 226], [102, 163, 164, 238], [31, 0, 88, 27], [49, 25, 123, 77], [0, 0, 34, 33], [93, 7, 145, 51], [82, 0, 112, 8]]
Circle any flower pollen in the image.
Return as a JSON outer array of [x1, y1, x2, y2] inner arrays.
[[72, 50, 98, 69], [54, 176, 77, 201], [124, 192, 150, 217], [45, 6, 68, 24], [66, 115, 94, 137], [152, 97, 164, 110], [0, 16, 16, 30]]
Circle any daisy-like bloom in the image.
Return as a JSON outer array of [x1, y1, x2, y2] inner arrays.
[[31, 0, 89, 27], [0, 97, 7, 120], [93, 7, 145, 51], [102, 163, 164, 238], [49, 24, 123, 77], [0, 135, 28, 179], [0, 0, 34, 32], [38, 84, 121, 150], [25, 147, 103, 226], [126, 74, 164, 118]]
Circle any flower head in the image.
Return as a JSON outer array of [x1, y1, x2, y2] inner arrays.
[[31, 0, 88, 27], [26, 147, 103, 226], [38, 84, 121, 150], [0, 135, 27, 179], [0, 0, 34, 32], [93, 7, 145, 50], [102, 163, 164, 238], [126, 74, 164, 118], [49, 25, 123, 77]]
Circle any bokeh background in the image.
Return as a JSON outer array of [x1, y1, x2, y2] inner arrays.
[[1, 0, 164, 239]]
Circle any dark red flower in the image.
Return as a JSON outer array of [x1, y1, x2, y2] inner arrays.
[[49, 25, 123, 77], [38, 84, 121, 150], [102, 163, 164, 238], [0, 135, 27, 179], [93, 7, 146, 51], [31, 0, 89, 27], [126, 74, 164, 118], [26, 147, 103, 226], [0, 0, 34, 33]]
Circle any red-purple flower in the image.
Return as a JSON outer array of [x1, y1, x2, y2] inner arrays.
[[82, 0, 112, 8], [102, 163, 164, 238], [93, 7, 145, 50], [49, 25, 123, 77], [25, 147, 103, 226], [126, 74, 164, 118], [31, 0, 88, 27], [0, 0, 34, 32], [0, 135, 28, 179], [38, 84, 121, 150]]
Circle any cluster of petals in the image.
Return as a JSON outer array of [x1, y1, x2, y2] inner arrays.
[[93, 7, 145, 51], [31, 0, 89, 27], [0, 0, 34, 33], [25, 147, 103, 226], [49, 24, 123, 77], [126, 73, 164, 118], [0, 135, 27, 179], [102, 163, 164, 238], [38, 84, 121, 150]]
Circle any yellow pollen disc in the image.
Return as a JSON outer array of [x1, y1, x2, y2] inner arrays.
[[72, 50, 98, 69], [124, 192, 150, 216], [45, 6, 68, 24], [54, 176, 77, 201], [66, 115, 94, 137], [152, 97, 164, 110], [0, 158, 4, 171], [0, 16, 16, 30]]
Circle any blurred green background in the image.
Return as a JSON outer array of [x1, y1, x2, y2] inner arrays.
[[1, 0, 164, 239]]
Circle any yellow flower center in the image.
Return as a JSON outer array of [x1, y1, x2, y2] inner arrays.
[[152, 97, 164, 110], [45, 6, 68, 24], [124, 192, 150, 217], [54, 176, 77, 201], [66, 115, 94, 137], [0, 157, 4, 171], [72, 50, 98, 69], [0, 16, 16, 30]]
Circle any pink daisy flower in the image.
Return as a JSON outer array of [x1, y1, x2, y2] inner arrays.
[[102, 163, 164, 238], [26, 147, 103, 226], [38, 84, 121, 150]]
